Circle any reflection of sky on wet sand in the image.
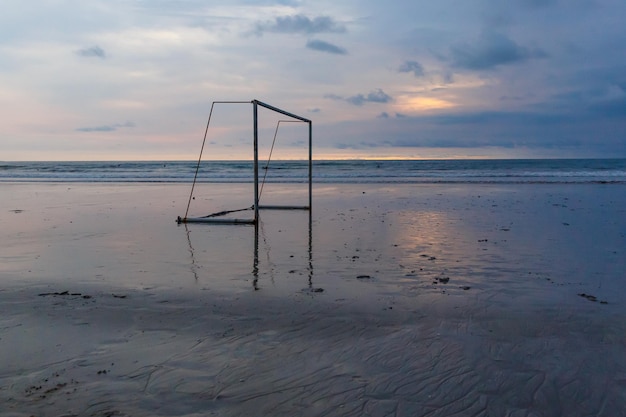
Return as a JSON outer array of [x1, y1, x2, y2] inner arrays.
[[177, 207, 314, 293], [307, 183, 626, 309], [2, 182, 624, 308], [387, 185, 626, 309], [391, 209, 458, 261], [3, 182, 626, 416], [2, 184, 188, 288]]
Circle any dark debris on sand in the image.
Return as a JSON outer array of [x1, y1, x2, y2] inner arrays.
[[578, 293, 608, 304], [38, 291, 92, 299], [38, 291, 129, 300]]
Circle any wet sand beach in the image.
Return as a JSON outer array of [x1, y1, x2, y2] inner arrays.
[[1, 182, 625, 416]]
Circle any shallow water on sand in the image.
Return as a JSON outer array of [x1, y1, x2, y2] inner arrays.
[[1, 182, 625, 416]]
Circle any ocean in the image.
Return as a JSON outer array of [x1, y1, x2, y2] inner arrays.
[[1, 159, 625, 184]]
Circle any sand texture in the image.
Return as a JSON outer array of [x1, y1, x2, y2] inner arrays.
[[1, 182, 625, 416]]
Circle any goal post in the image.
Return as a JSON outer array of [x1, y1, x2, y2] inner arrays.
[[177, 99, 312, 225]]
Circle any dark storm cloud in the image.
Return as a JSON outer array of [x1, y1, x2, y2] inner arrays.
[[332, 116, 573, 149], [306, 39, 347, 55], [254, 14, 346, 36], [450, 31, 547, 70], [334, 103, 626, 152], [540, 72, 626, 118], [398, 60, 424, 77], [586, 93, 626, 118], [429, 111, 566, 127], [76, 45, 106, 59], [76, 121, 135, 132]]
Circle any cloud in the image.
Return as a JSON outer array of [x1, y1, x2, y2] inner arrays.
[[241, 0, 301, 5], [398, 60, 424, 77], [544, 79, 626, 118], [76, 45, 106, 59], [254, 14, 346, 36], [590, 97, 626, 118], [76, 121, 135, 132], [518, 0, 557, 8], [429, 111, 565, 127], [442, 71, 455, 84], [348, 89, 393, 106], [324, 88, 393, 105], [340, 107, 621, 151], [326, 89, 393, 106], [5, 0, 626, 160], [317, 101, 626, 153], [377, 112, 411, 120], [324, 93, 343, 101], [76, 126, 116, 132], [335, 141, 384, 150], [306, 39, 347, 55], [450, 31, 546, 70]]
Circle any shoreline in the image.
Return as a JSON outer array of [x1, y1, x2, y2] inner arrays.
[[1, 182, 625, 416]]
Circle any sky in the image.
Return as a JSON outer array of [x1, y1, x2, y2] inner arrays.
[[2, 0, 626, 160]]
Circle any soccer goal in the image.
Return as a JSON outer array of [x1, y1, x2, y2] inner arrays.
[[177, 99, 312, 224]]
